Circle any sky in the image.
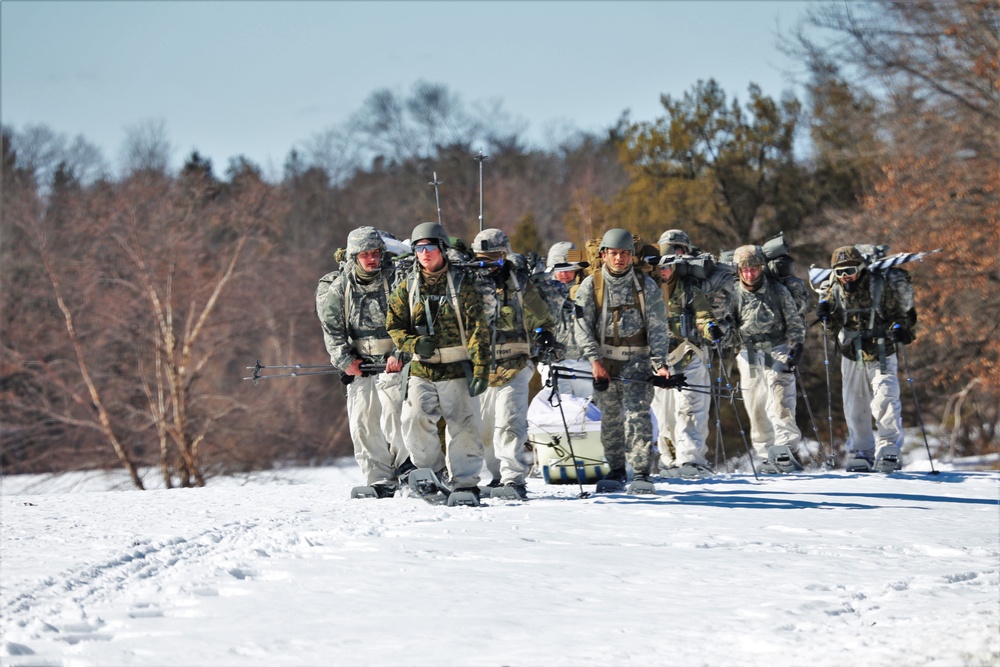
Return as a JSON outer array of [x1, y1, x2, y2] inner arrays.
[[2, 460, 997, 666], [2, 1, 813, 178]]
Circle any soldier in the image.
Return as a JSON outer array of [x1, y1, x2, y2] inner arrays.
[[762, 232, 810, 318], [816, 245, 917, 471], [471, 229, 557, 500], [318, 227, 408, 497], [651, 246, 722, 479], [533, 241, 592, 396], [727, 245, 806, 471], [574, 229, 671, 488], [386, 222, 489, 497]]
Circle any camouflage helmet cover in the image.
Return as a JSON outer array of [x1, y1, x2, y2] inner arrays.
[[546, 241, 588, 272], [345, 226, 386, 260], [410, 222, 450, 248], [733, 245, 767, 269], [831, 245, 865, 268], [472, 228, 512, 255], [599, 228, 635, 253], [658, 229, 691, 254]]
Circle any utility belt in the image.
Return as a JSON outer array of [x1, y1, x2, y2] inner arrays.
[[840, 329, 890, 373], [600, 344, 650, 362], [666, 339, 705, 369], [740, 333, 785, 378], [353, 337, 394, 357], [419, 345, 471, 365]]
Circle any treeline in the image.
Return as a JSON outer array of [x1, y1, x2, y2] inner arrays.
[[2, 1, 996, 485]]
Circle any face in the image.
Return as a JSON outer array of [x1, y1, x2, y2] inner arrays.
[[355, 248, 382, 273], [554, 269, 577, 284], [414, 241, 444, 271], [835, 264, 862, 285], [602, 248, 633, 272], [659, 265, 675, 281], [669, 244, 688, 256], [739, 265, 761, 285]]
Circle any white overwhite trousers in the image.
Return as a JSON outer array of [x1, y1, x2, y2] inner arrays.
[[841, 354, 903, 455], [480, 363, 534, 485], [346, 372, 409, 485], [402, 377, 484, 488], [651, 354, 711, 466], [737, 343, 802, 457]]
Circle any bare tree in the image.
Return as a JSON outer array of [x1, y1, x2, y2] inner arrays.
[[119, 118, 173, 176]]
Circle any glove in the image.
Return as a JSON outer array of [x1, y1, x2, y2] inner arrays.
[[888, 323, 915, 345], [534, 329, 557, 352], [786, 342, 803, 372], [413, 336, 436, 358], [468, 377, 488, 397], [650, 373, 687, 389], [815, 299, 833, 320], [707, 321, 723, 342], [592, 377, 609, 392]]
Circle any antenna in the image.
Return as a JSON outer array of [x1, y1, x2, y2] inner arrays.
[[428, 171, 444, 225], [474, 150, 488, 232]]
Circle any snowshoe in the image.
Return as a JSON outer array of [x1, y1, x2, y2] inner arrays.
[[595, 468, 627, 493], [757, 459, 782, 475], [350, 485, 379, 499], [767, 445, 804, 474], [874, 445, 903, 473], [447, 486, 481, 507], [626, 475, 657, 495], [661, 462, 713, 480], [490, 483, 528, 501], [406, 468, 451, 504], [351, 481, 398, 499], [845, 451, 875, 473]]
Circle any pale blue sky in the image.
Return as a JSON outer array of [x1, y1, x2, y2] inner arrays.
[[2, 1, 812, 176]]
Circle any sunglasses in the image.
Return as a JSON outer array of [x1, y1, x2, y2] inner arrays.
[[834, 265, 861, 278], [414, 244, 439, 254]]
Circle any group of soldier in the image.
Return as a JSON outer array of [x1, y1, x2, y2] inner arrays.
[[318, 220, 919, 500]]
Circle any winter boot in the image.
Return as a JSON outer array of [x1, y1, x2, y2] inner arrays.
[[874, 445, 903, 473], [627, 474, 657, 495], [596, 467, 627, 493], [845, 450, 875, 473]]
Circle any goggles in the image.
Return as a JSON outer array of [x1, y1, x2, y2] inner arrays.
[[834, 264, 862, 278], [414, 244, 440, 254]]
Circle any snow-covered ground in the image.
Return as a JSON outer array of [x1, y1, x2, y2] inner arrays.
[[2, 461, 997, 667]]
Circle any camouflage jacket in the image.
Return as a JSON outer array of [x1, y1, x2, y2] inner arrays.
[[319, 264, 401, 370], [821, 269, 917, 362], [777, 273, 811, 317], [728, 275, 805, 349], [386, 263, 490, 382], [535, 277, 584, 360], [658, 276, 715, 366], [475, 269, 556, 386], [574, 266, 670, 377]]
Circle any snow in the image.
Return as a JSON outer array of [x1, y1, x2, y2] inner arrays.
[[2, 462, 998, 667]]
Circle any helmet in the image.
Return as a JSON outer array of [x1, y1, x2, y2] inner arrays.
[[472, 228, 511, 256], [599, 228, 635, 253], [733, 245, 766, 269], [658, 229, 691, 254], [830, 246, 864, 268], [410, 222, 450, 249], [345, 226, 386, 260]]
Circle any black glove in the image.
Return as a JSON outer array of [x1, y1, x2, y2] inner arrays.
[[786, 342, 803, 371], [650, 373, 687, 389], [707, 321, 723, 342], [888, 323, 915, 345], [815, 299, 833, 320], [534, 329, 557, 353], [413, 336, 436, 358], [592, 377, 610, 392], [468, 377, 488, 397]]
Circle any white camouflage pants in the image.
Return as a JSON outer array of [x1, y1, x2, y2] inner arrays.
[[346, 372, 409, 485], [480, 363, 534, 485], [652, 353, 711, 467], [737, 343, 802, 457], [402, 376, 484, 489], [841, 354, 903, 455]]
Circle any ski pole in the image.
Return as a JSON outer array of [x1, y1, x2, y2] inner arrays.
[[713, 340, 759, 480], [705, 343, 727, 471], [794, 366, 830, 468], [428, 172, 444, 226], [243, 360, 343, 385], [819, 312, 838, 468], [474, 150, 488, 233], [548, 366, 590, 498], [895, 336, 939, 475]]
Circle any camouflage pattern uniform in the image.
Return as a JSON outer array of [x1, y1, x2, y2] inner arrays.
[[651, 272, 716, 469], [471, 229, 556, 488], [728, 246, 806, 460], [574, 265, 670, 478], [534, 241, 591, 395], [318, 227, 409, 486], [820, 246, 917, 460], [386, 238, 489, 489]]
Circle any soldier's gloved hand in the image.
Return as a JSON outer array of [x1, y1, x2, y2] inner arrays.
[[786, 342, 803, 371], [592, 377, 610, 392], [413, 336, 436, 358], [534, 328, 557, 352], [707, 321, 723, 342], [888, 323, 914, 345], [468, 377, 488, 397], [815, 299, 833, 320]]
